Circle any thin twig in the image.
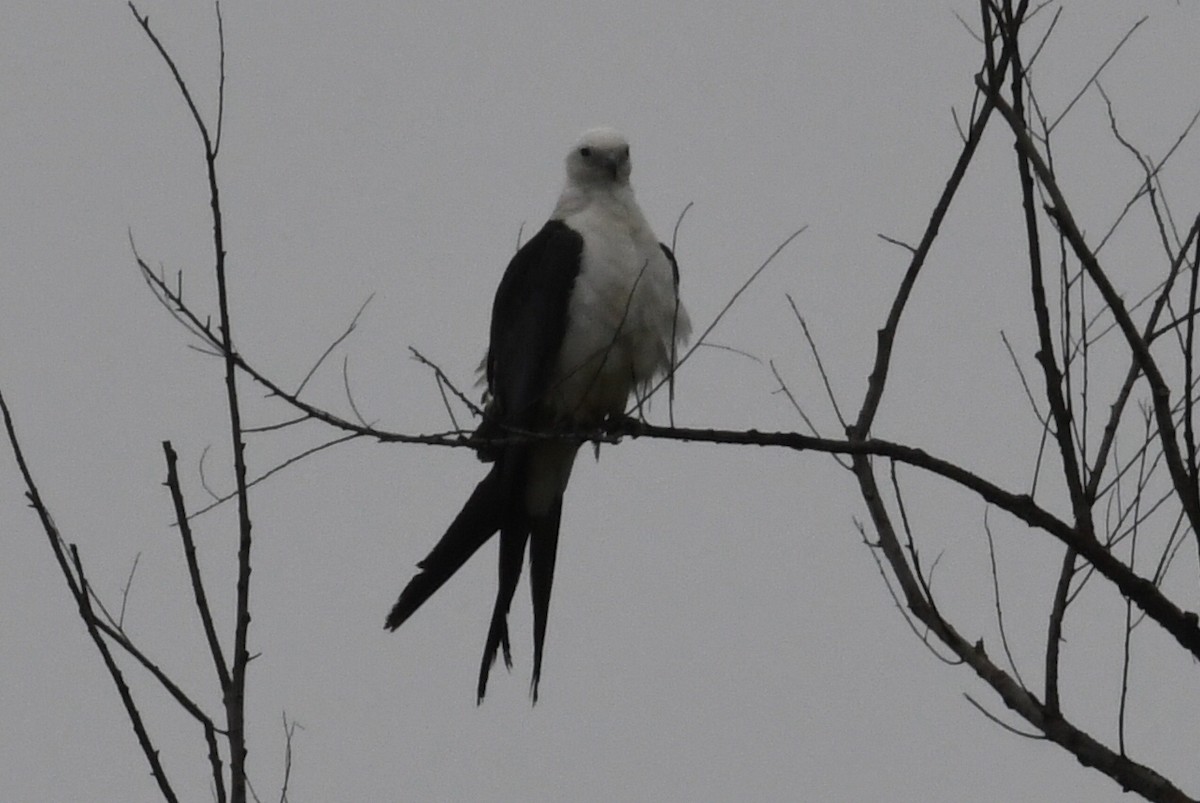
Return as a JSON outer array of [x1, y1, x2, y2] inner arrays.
[[408, 347, 484, 419], [1119, 408, 1150, 755], [294, 293, 375, 397], [876, 232, 916, 253], [983, 509, 1026, 689], [1046, 16, 1147, 133], [1000, 330, 1046, 425], [963, 693, 1045, 739], [118, 552, 141, 630], [641, 226, 807, 407], [889, 461, 939, 615], [245, 415, 312, 435], [787, 294, 847, 430], [433, 374, 462, 432], [696, 342, 763, 363], [186, 432, 364, 521], [855, 520, 960, 665], [343, 355, 370, 427], [768, 360, 834, 460], [199, 444, 221, 501], [1025, 5, 1062, 69], [953, 8, 985, 44], [213, 1, 225, 152], [279, 713, 301, 803]]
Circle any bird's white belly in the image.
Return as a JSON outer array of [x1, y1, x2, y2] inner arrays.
[[548, 210, 685, 425]]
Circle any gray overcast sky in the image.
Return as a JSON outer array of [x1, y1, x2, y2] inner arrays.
[[3, 2, 1199, 800]]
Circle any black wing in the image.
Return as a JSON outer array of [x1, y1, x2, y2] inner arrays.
[[475, 219, 584, 452], [386, 221, 582, 638]]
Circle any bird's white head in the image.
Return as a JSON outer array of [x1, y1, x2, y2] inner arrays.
[[565, 127, 632, 187]]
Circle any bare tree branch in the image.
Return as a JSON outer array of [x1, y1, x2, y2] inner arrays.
[[984, 78, 1200, 556], [164, 441, 230, 690], [2, 389, 179, 801], [129, 4, 252, 798]]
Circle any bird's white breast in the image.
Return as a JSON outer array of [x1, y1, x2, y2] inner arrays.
[[549, 189, 690, 425]]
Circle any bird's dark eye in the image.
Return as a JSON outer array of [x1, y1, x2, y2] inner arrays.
[[579, 146, 592, 157]]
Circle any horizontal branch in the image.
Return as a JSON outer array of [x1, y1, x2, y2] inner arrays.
[[120, 268, 1200, 668]]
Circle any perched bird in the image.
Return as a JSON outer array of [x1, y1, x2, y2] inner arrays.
[[385, 127, 691, 702]]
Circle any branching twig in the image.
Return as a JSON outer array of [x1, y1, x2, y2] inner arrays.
[[786, 294, 848, 431], [408, 347, 484, 420], [343, 355, 370, 427], [186, 433, 364, 521], [2, 389, 179, 801], [853, 27, 1014, 437], [1045, 16, 1147, 134], [768, 360, 826, 442], [294, 294, 375, 398], [963, 693, 1045, 739], [1000, 330, 1047, 426], [983, 510, 1026, 689], [73, 547, 181, 803], [279, 713, 301, 803], [854, 520, 960, 665], [118, 553, 141, 630]]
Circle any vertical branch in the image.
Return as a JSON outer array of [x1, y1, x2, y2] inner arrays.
[[849, 0, 1028, 654], [278, 713, 301, 803], [1001, 1, 1087, 519], [205, 724, 228, 803], [1183, 234, 1199, 483], [980, 0, 996, 84], [208, 17, 254, 803], [129, 4, 251, 800], [213, 1, 226, 156], [163, 442, 231, 692], [1119, 409, 1152, 756], [852, 0, 1024, 437], [1044, 547, 1075, 714], [996, 2, 1088, 716], [983, 509, 1027, 688]]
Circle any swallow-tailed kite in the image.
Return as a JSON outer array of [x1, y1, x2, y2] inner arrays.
[[385, 127, 691, 702]]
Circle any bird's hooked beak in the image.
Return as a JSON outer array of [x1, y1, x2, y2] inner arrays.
[[605, 146, 630, 181]]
